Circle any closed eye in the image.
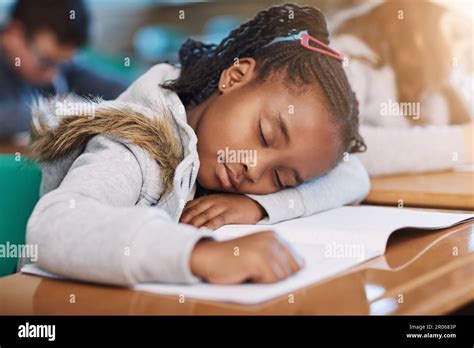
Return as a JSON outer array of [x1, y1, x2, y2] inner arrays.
[[273, 169, 284, 189], [258, 120, 268, 147]]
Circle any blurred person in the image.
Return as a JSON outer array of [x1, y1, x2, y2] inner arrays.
[[330, 0, 473, 176], [0, 0, 126, 141]]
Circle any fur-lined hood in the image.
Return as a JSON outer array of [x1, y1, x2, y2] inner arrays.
[[29, 95, 183, 193]]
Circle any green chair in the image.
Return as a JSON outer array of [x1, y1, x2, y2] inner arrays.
[[0, 154, 41, 277]]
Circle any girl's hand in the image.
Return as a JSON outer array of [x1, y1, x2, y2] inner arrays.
[[180, 193, 266, 229], [190, 231, 305, 284]]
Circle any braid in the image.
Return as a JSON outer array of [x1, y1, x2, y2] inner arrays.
[[162, 3, 366, 154]]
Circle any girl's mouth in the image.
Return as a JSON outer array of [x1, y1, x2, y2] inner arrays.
[[216, 163, 236, 191]]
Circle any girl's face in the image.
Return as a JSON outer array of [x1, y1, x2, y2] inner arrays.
[[187, 58, 343, 195]]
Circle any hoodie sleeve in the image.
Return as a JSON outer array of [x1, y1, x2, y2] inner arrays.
[[26, 135, 212, 286], [246, 156, 370, 224]]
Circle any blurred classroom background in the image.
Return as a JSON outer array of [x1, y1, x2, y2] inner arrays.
[[0, 0, 472, 158], [1, 0, 471, 85]]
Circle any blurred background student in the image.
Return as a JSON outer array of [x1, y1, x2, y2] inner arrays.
[[329, 0, 473, 175], [0, 0, 126, 142]]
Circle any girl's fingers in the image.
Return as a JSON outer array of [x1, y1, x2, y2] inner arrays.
[[276, 242, 302, 274], [275, 235, 305, 270], [250, 257, 280, 284], [188, 205, 226, 228], [270, 250, 291, 280], [182, 196, 208, 210], [258, 248, 298, 284], [180, 199, 215, 223], [202, 213, 230, 230]]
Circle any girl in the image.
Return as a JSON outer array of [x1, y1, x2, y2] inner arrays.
[[26, 4, 369, 286]]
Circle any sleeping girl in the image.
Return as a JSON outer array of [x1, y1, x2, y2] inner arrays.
[[26, 4, 369, 286]]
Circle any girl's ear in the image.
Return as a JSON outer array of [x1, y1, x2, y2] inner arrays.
[[218, 57, 257, 93]]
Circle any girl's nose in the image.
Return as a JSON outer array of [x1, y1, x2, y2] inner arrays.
[[244, 154, 271, 184]]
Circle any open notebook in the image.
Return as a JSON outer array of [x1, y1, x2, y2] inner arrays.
[[22, 205, 473, 305]]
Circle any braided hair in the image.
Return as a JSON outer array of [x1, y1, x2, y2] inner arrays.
[[162, 3, 366, 154]]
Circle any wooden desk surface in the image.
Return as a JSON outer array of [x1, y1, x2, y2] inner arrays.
[[365, 170, 474, 210], [0, 221, 472, 315]]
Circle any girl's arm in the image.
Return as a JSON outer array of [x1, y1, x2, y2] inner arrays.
[[246, 155, 370, 224], [27, 135, 212, 286], [356, 124, 473, 177], [180, 156, 370, 227]]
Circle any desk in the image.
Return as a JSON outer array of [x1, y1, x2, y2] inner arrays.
[[0, 140, 28, 155], [365, 171, 474, 210], [0, 221, 472, 315]]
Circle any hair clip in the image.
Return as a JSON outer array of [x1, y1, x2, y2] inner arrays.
[[299, 33, 344, 61], [264, 30, 344, 62]]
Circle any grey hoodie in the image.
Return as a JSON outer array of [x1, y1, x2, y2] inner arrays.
[[26, 64, 370, 286]]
